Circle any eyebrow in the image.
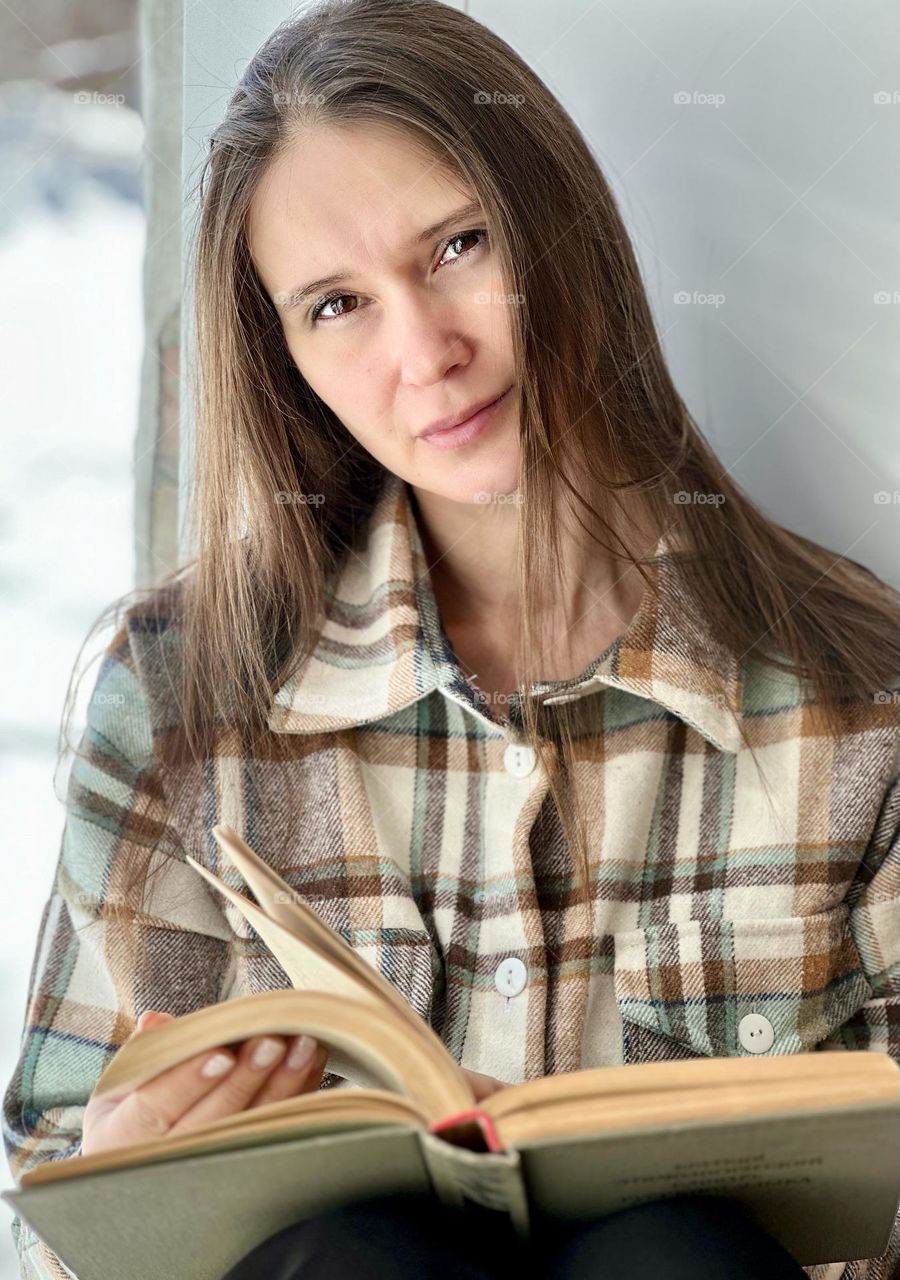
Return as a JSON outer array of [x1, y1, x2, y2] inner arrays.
[[278, 199, 486, 313]]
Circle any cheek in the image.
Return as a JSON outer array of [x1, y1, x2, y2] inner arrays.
[[331, 364, 388, 426], [287, 343, 353, 407], [479, 294, 516, 351], [289, 350, 392, 442]]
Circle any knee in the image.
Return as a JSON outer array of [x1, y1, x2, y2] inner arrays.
[[324, 1189, 453, 1232], [283, 1189, 446, 1250], [550, 1193, 750, 1249], [599, 1193, 763, 1247], [540, 1195, 806, 1280], [221, 1191, 450, 1280], [597, 1194, 742, 1234]]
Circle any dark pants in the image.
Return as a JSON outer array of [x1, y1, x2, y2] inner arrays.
[[220, 1189, 809, 1279]]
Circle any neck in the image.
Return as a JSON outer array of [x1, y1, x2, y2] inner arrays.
[[408, 482, 658, 643]]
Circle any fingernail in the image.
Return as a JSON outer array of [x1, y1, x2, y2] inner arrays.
[[286, 1035, 318, 1071], [251, 1037, 286, 1069], [201, 1051, 236, 1078]]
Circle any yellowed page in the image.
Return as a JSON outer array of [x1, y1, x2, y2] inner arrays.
[[90, 990, 472, 1119]]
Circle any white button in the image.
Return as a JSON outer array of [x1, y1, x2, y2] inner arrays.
[[738, 1013, 775, 1054], [494, 957, 528, 997], [503, 743, 536, 777]]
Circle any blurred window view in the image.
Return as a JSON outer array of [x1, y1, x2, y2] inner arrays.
[[0, 4, 143, 1275]]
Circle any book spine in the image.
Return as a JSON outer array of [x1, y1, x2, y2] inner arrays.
[[428, 1109, 504, 1153], [417, 1129, 530, 1241]]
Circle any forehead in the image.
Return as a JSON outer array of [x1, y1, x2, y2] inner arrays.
[[246, 121, 474, 290]]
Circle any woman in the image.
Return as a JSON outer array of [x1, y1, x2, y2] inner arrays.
[[4, 1, 899, 1277]]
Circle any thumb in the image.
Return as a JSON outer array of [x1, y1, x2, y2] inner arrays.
[[135, 1010, 174, 1033], [92, 1012, 177, 1109], [463, 1068, 506, 1102]]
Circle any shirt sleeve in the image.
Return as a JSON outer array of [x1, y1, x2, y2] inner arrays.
[[1, 623, 234, 1280], [816, 762, 900, 1280]]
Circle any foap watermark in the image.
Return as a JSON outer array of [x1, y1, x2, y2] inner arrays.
[[75, 890, 126, 907], [873, 91, 900, 105], [674, 90, 726, 109], [472, 687, 516, 709], [91, 691, 125, 707], [874, 492, 900, 505], [275, 491, 326, 506], [74, 90, 126, 108], [874, 291, 900, 305], [280, 692, 330, 710], [873, 691, 900, 705], [272, 90, 327, 109], [673, 491, 725, 506], [473, 90, 525, 108], [674, 290, 726, 309], [474, 291, 525, 306], [473, 490, 525, 505]]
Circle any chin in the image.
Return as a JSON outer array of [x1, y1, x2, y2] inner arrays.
[[426, 456, 522, 508], [466, 477, 522, 506]]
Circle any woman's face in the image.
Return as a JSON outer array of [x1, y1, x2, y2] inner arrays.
[[247, 121, 520, 504]]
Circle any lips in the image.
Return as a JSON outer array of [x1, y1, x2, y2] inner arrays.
[[415, 386, 512, 451], [417, 389, 508, 439]]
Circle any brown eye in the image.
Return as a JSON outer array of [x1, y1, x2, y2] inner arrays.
[[438, 228, 488, 267], [311, 292, 357, 323], [310, 228, 489, 326]]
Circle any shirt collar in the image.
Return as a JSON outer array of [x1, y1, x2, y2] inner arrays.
[[267, 471, 744, 753]]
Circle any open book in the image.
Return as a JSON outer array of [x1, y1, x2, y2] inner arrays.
[[4, 823, 900, 1280]]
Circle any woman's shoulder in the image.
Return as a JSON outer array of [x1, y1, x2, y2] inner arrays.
[[89, 571, 194, 746], [730, 548, 900, 797], [121, 572, 190, 651]]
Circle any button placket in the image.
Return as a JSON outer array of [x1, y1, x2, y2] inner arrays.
[[464, 735, 549, 1079]]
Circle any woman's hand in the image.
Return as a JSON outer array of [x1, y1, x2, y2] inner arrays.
[[462, 1067, 511, 1101], [82, 1009, 511, 1157], [82, 1009, 329, 1157]]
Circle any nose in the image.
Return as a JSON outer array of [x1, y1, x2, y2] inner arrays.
[[390, 292, 474, 388]]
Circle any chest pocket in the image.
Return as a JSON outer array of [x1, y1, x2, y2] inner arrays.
[[612, 905, 872, 1063], [336, 924, 444, 1027]]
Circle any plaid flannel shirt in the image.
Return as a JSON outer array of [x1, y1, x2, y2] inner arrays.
[[4, 470, 900, 1280]]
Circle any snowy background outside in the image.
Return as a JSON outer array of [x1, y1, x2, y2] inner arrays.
[[0, 5, 144, 1265]]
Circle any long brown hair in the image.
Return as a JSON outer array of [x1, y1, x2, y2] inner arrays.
[[62, 0, 900, 947]]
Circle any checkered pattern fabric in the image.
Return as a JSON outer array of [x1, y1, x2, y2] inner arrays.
[[4, 470, 899, 1279]]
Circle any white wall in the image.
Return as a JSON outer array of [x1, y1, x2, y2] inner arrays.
[[467, 0, 900, 583], [182, 0, 899, 584]]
